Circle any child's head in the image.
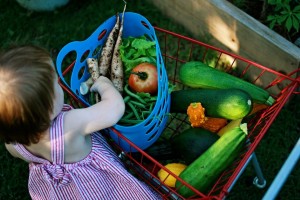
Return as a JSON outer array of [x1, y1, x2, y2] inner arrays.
[[0, 45, 56, 145]]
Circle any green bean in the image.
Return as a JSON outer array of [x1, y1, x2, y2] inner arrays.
[[129, 100, 146, 109], [124, 84, 147, 104], [142, 110, 151, 119], [127, 102, 141, 120], [123, 95, 131, 103], [119, 118, 144, 124], [145, 96, 157, 102], [142, 110, 151, 115], [89, 92, 96, 105], [121, 112, 134, 120], [148, 101, 155, 112]]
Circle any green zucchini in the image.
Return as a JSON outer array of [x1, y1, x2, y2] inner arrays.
[[175, 123, 248, 197], [170, 88, 252, 120], [179, 61, 275, 106], [171, 127, 219, 164]]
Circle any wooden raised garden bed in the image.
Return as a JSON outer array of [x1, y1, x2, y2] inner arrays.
[[148, 0, 300, 94]]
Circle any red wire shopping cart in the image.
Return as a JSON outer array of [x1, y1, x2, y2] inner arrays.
[[57, 21, 299, 199]]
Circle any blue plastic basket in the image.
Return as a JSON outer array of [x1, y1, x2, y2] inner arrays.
[[56, 12, 170, 152]]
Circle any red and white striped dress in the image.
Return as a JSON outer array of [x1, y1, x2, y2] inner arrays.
[[13, 105, 161, 200]]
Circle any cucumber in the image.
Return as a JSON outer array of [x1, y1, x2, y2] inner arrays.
[[179, 61, 275, 106], [171, 127, 219, 164], [217, 118, 242, 136], [175, 123, 248, 197], [170, 88, 253, 120]]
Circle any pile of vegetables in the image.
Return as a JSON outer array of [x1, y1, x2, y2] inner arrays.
[[154, 61, 274, 197], [80, 3, 159, 126], [175, 123, 248, 197], [79, 5, 275, 196]]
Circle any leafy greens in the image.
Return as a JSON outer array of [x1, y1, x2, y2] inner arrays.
[[120, 35, 156, 78]]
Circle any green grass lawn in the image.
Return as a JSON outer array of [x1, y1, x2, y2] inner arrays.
[[0, 0, 299, 199]]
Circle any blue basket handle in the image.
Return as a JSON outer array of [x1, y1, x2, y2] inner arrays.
[[56, 41, 91, 105], [56, 15, 118, 105]]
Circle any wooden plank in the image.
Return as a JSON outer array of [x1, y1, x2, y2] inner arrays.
[[148, 0, 300, 94]]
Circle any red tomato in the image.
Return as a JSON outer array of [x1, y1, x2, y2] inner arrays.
[[128, 63, 158, 94]]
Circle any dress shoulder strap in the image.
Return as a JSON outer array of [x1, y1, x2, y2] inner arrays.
[[13, 143, 49, 164], [50, 104, 72, 164]]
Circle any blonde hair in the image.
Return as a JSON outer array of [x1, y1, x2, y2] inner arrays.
[[0, 45, 56, 145]]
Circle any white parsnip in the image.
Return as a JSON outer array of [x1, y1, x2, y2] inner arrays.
[[87, 58, 100, 102], [87, 58, 100, 81], [98, 14, 120, 77], [110, 3, 126, 93]]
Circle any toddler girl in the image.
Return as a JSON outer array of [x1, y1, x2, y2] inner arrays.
[[0, 45, 161, 200]]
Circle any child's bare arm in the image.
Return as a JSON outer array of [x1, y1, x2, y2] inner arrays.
[[64, 76, 125, 136]]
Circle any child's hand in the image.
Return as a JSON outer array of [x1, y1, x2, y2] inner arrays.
[[90, 76, 115, 94]]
